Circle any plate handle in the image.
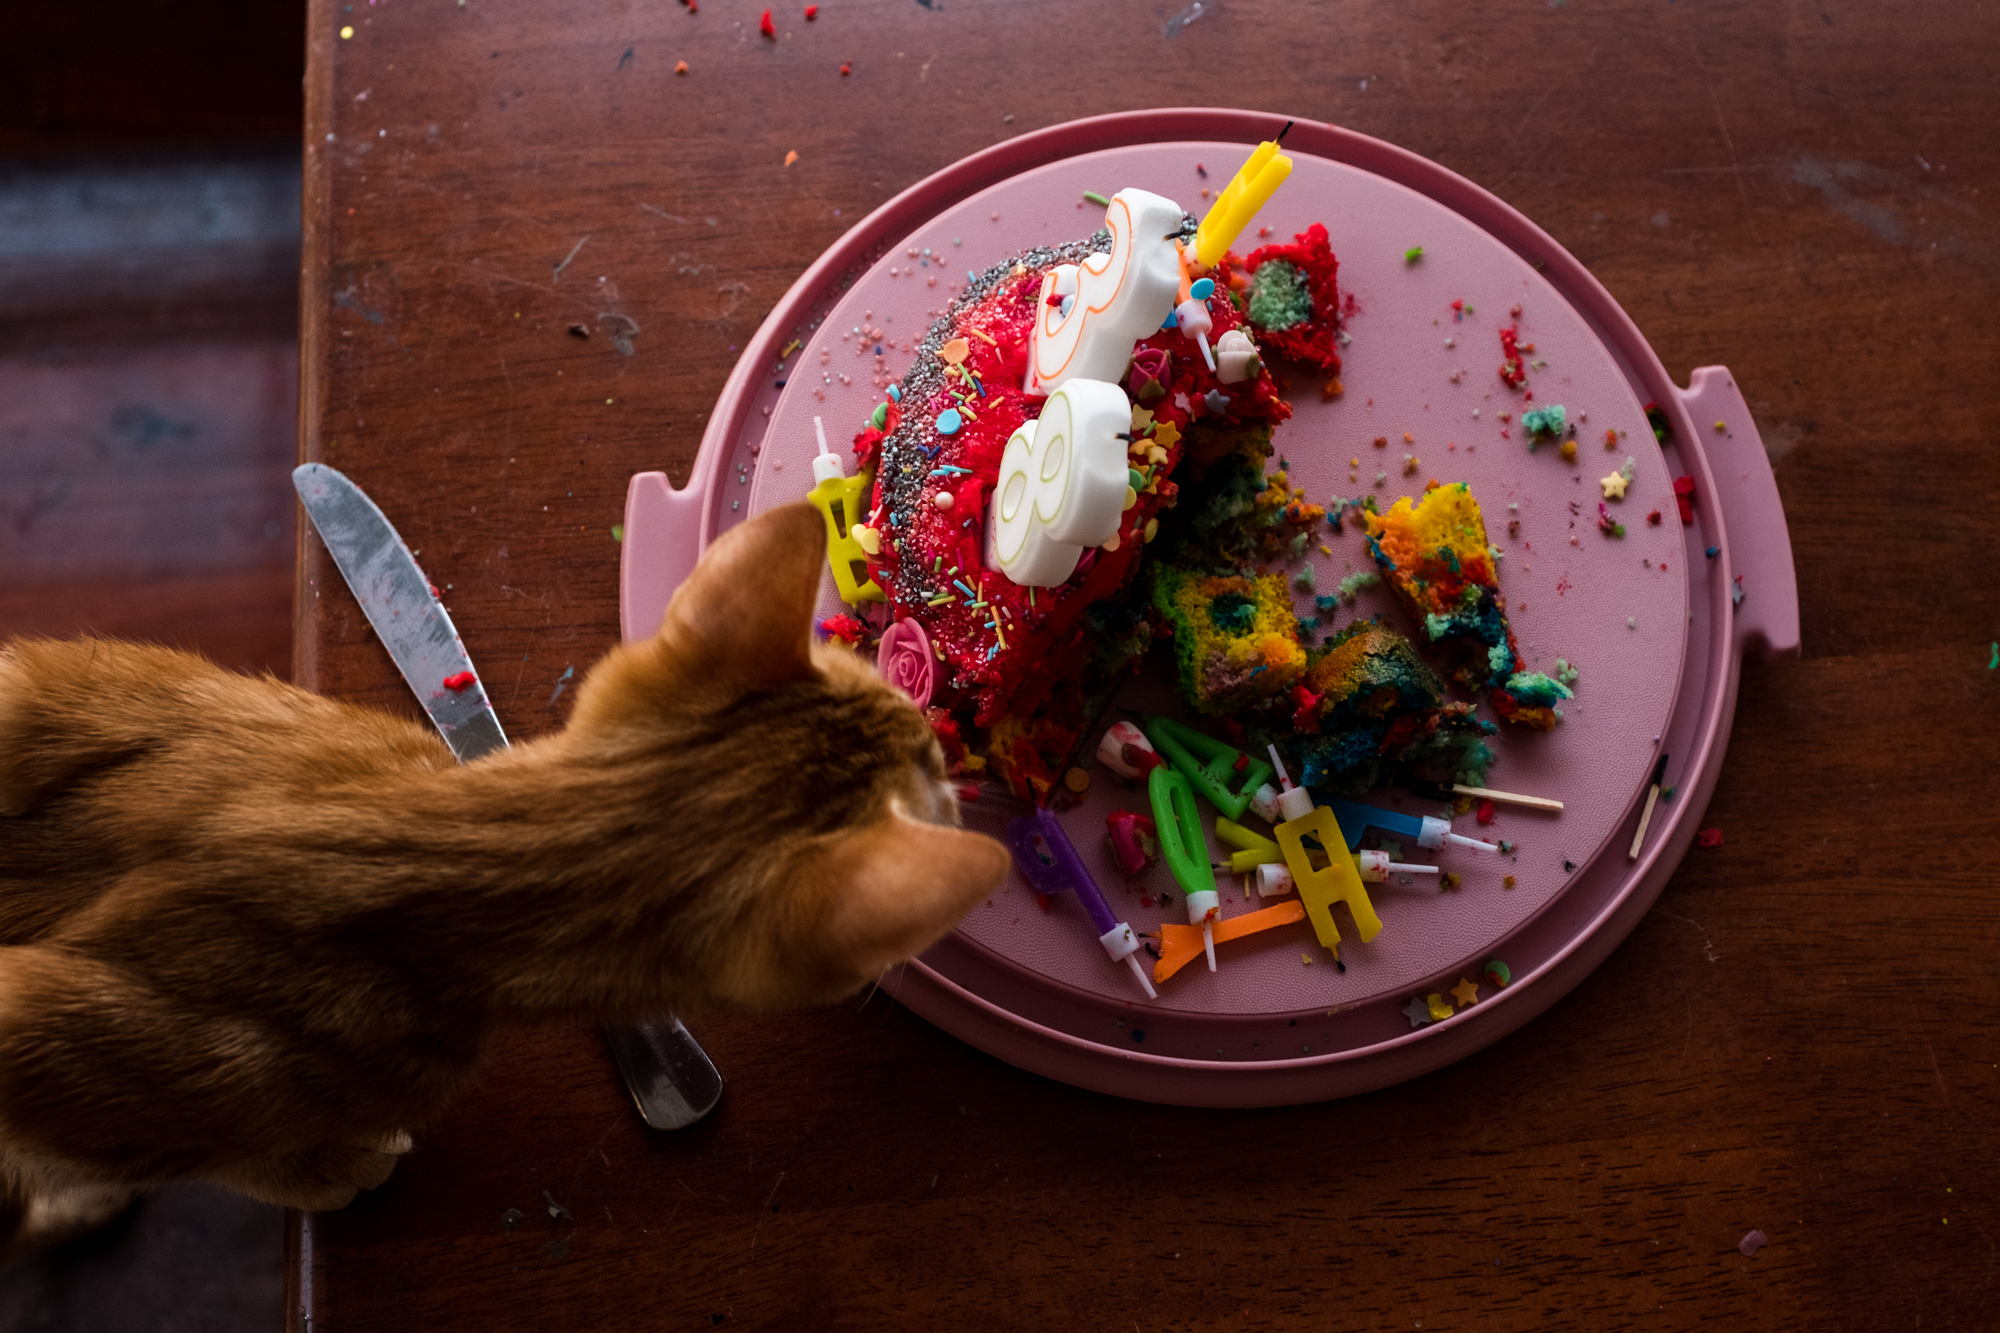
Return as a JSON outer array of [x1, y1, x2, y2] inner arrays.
[[1676, 366, 1801, 662], [619, 470, 708, 645]]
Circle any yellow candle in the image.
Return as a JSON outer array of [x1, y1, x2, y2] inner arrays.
[[1195, 141, 1294, 267], [1210, 140, 1277, 220], [1214, 816, 1283, 873], [1274, 804, 1381, 953], [807, 416, 884, 605], [808, 471, 883, 605]]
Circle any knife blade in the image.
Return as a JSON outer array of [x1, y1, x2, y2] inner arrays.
[[293, 463, 724, 1131], [293, 464, 508, 762]]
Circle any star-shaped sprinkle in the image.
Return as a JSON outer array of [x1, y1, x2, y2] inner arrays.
[[1600, 471, 1630, 500], [1151, 420, 1182, 452], [1402, 996, 1434, 1028], [1130, 405, 1155, 432], [1451, 976, 1480, 1008]]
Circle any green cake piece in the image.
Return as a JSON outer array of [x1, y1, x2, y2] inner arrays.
[[1150, 567, 1306, 717]]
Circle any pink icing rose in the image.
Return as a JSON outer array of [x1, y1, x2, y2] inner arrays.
[[1127, 346, 1173, 402], [876, 616, 934, 709]]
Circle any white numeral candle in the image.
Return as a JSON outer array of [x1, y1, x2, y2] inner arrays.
[[1024, 188, 1185, 396], [984, 377, 1131, 586]]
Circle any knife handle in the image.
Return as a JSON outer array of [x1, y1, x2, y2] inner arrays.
[[604, 1019, 724, 1131]]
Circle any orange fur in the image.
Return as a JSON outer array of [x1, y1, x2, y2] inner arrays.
[[0, 502, 1007, 1252]]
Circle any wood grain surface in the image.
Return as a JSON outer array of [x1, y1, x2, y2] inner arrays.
[[293, 1, 2000, 1328]]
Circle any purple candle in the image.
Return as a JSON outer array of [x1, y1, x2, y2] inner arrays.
[[1004, 809, 1156, 1000]]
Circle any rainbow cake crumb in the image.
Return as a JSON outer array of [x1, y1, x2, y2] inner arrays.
[[1359, 482, 1571, 731], [1286, 620, 1495, 794], [1151, 569, 1307, 716]]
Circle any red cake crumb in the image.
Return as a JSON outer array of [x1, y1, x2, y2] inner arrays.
[[1498, 325, 1527, 390], [819, 614, 867, 645], [1105, 811, 1160, 876], [1224, 222, 1344, 376]]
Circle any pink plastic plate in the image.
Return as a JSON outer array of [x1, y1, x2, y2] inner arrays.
[[622, 111, 1798, 1106]]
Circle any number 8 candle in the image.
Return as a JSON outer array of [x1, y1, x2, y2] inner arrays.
[[985, 377, 1131, 587]]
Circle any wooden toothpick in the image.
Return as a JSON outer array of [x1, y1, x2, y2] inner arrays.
[[1627, 754, 1670, 860], [1452, 783, 1565, 813]]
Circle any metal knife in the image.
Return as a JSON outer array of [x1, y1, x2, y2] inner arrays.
[[293, 463, 724, 1131]]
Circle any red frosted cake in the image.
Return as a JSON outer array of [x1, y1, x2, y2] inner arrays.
[[848, 225, 1310, 802]]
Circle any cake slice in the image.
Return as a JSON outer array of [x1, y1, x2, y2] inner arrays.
[[1283, 620, 1496, 795], [1358, 482, 1571, 730], [1150, 568, 1307, 717], [1222, 222, 1344, 378]]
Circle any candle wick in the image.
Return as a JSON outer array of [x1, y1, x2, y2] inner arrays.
[[1277, 119, 1294, 143]]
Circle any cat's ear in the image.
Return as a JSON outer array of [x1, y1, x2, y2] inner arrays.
[[818, 815, 1011, 982], [658, 501, 827, 689]]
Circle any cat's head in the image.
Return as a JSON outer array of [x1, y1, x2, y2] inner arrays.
[[570, 501, 1010, 1012]]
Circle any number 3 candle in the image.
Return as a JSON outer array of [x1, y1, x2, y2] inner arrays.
[[988, 189, 1183, 588], [1023, 188, 1184, 397]]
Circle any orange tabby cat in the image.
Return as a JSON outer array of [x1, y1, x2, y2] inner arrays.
[[0, 501, 1008, 1256]]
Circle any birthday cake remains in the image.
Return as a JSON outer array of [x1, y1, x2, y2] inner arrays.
[[811, 174, 1515, 803], [799, 137, 1576, 995]]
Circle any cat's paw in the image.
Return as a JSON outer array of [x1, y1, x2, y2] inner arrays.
[[2, 1181, 137, 1261], [224, 1137, 411, 1211]]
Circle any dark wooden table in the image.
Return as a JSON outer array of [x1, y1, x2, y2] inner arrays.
[[293, 2, 2000, 1327]]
